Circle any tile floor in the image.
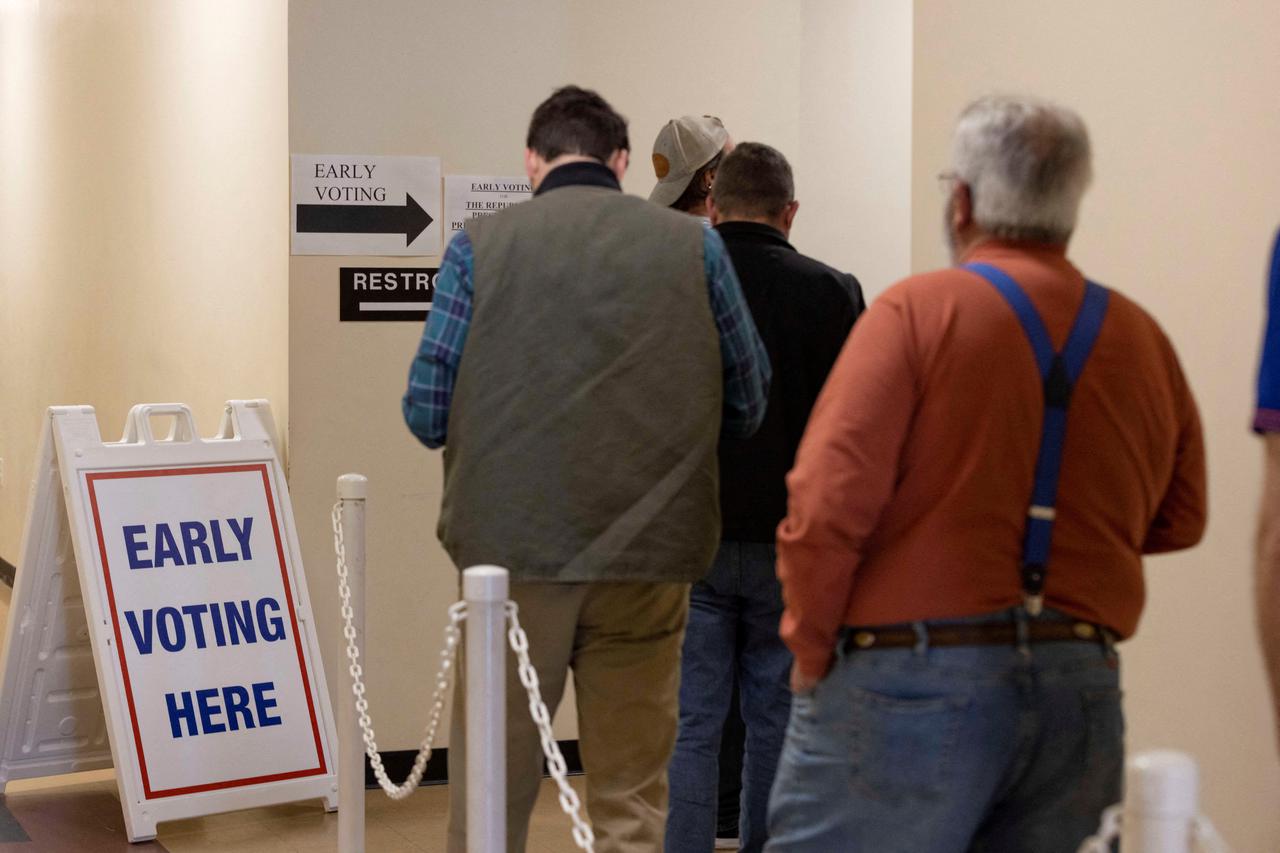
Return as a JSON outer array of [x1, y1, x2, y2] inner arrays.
[[0, 770, 587, 851]]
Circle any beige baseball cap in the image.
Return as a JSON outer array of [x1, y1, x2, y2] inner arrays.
[[649, 115, 729, 207]]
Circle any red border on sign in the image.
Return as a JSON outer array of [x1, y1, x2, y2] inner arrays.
[[86, 463, 328, 799]]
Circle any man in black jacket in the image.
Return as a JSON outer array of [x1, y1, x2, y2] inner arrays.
[[664, 142, 864, 853]]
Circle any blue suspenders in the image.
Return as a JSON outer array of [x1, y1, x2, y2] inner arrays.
[[962, 262, 1110, 615]]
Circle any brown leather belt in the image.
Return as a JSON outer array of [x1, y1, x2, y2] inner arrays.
[[840, 620, 1112, 652]]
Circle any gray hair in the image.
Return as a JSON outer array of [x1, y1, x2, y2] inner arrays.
[[951, 95, 1092, 244]]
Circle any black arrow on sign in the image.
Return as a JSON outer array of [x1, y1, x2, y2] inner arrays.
[[296, 194, 433, 246]]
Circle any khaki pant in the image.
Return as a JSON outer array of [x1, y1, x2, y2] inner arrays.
[[447, 580, 690, 853]]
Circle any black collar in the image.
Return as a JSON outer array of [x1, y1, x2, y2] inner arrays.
[[715, 220, 794, 251], [535, 161, 622, 196]]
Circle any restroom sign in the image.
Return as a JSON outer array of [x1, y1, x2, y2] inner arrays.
[[339, 267, 438, 322], [291, 154, 443, 256], [87, 463, 325, 797]]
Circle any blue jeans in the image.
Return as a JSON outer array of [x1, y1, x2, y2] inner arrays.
[[765, 609, 1123, 853], [666, 541, 793, 853]]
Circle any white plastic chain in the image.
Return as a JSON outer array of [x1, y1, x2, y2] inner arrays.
[[506, 599, 596, 852], [1076, 804, 1121, 853], [1077, 804, 1232, 853], [332, 502, 460, 799], [331, 501, 595, 851]]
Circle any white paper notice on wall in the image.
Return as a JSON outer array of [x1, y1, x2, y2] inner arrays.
[[444, 175, 532, 236], [291, 154, 442, 256]]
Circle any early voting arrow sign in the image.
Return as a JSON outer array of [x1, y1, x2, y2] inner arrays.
[[291, 154, 442, 256], [297, 194, 433, 246]]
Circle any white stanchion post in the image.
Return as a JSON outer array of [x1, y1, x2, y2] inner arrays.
[[1121, 750, 1198, 853], [337, 474, 368, 853], [464, 565, 508, 853]]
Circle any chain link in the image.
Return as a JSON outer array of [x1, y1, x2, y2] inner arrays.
[[332, 502, 462, 800], [1192, 816, 1232, 853], [1076, 804, 1121, 853], [1076, 804, 1232, 853], [506, 600, 596, 852], [332, 500, 595, 850]]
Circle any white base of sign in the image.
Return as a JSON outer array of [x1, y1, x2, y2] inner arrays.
[[0, 421, 113, 792]]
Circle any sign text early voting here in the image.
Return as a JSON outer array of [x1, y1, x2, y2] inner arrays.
[[120, 516, 287, 739]]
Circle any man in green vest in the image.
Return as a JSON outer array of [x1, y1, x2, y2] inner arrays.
[[403, 85, 771, 853]]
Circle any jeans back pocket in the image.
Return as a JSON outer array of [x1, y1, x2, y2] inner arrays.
[[850, 688, 972, 805]]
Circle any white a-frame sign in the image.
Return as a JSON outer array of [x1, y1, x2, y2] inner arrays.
[[0, 401, 337, 842]]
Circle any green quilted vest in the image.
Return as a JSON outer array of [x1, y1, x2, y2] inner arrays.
[[439, 184, 722, 582]]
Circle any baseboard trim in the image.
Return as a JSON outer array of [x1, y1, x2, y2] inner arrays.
[[364, 739, 582, 789]]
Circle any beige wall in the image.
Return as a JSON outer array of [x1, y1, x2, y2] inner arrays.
[[799, 0, 912, 297], [288, 0, 912, 748], [912, 2, 1280, 849], [0, 0, 289, 561]]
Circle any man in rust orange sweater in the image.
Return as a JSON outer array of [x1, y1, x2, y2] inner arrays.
[[765, 95, 1206, 853]]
